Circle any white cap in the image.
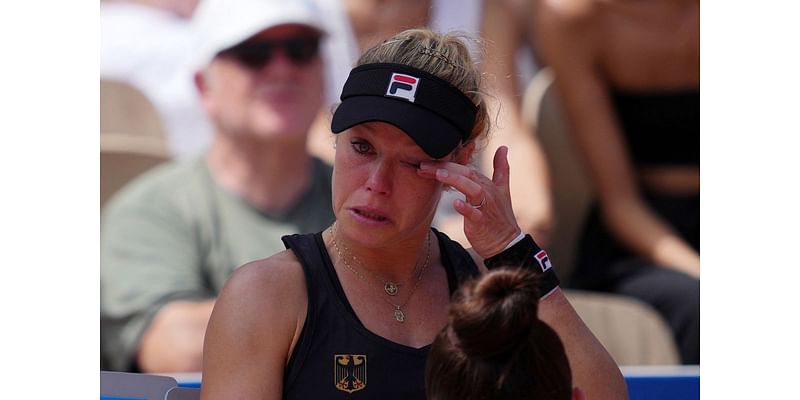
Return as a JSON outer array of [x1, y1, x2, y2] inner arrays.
[[190, 0, 326, 70]]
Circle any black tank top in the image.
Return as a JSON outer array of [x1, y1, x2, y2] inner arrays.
[[280, 228, 480, 399], [612, 88, 700, 166]]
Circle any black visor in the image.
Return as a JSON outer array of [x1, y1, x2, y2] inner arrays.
[[331, 63, 478, 158]]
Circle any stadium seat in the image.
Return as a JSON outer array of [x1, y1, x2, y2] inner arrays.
[[100, 133, 169, 207], [100, 79, 166, 139], [565, 290, 680, 365], [101, 79, 170, 207], [100, 370, 177, 400], [521, 68, 593, 282], [165, 387, 201, 400]]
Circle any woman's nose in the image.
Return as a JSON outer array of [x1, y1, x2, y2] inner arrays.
[[365, 160, 393, 195]]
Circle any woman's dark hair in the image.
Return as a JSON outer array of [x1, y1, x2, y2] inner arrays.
[[425, 268, 572, 400]]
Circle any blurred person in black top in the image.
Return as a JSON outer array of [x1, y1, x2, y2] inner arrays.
[[533, 0, 700, 363]]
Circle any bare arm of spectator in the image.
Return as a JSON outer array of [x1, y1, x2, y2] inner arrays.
[[137, 300, 214, 372], [101, 185, 214, 372], [480, 0, 554, 247]]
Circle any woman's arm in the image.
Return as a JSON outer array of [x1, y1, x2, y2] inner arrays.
[[464, 251, 627, 399], [538, 288, 628, 399], [534, 0, 699, 277], [425, 144, 627, 399], [200, 252, 307, 399]]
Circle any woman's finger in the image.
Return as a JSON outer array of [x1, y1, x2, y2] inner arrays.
[[420, 160, 476, 179], [453, 198, 483, 221], [491, 146, 511, 189], [433, 168, 483, 201]]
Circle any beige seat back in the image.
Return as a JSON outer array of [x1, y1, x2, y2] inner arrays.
[[101, 79, 167, 139], [521, 68, 593, 282], [564, 290, 680, 365], [101, 133, 170, 207]]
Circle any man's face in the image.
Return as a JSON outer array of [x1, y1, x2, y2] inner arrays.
[[198, 24, 324, 143]]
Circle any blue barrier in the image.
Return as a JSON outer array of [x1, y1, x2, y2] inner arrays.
[[169, 365, 701, 399], [622, 366, 699, 400]]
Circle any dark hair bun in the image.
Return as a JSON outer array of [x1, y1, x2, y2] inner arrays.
[[448, 268, 540, 359]]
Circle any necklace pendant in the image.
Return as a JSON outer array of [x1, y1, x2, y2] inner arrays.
[[393, 307, 405, 322], [384, 282, 399, 296]]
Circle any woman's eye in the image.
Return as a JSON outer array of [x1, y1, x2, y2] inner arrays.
[[350, 140, 372, 155], [402, 161, 421, 170]]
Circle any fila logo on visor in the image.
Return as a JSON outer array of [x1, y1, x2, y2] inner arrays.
[[534, 250, 553, 272], [385, 73, 420, 102]]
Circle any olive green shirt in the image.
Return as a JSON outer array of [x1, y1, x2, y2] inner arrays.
[[100, 157, 334, 371]]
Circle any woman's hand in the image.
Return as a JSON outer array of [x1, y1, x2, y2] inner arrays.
[[420, 146, 521, 258]]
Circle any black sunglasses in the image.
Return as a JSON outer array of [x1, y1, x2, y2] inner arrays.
[[221, 36, 321, 69]]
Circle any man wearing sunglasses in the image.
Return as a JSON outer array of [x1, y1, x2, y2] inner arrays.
[[101, 0, 336, 373]]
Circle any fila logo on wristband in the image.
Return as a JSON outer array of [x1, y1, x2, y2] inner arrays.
[[386, 73, 419, 102], [534, 250, 552, 272]]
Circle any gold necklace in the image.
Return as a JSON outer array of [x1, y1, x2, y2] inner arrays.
[[330, 222, 432, 323], [331, 222, 426, 297]]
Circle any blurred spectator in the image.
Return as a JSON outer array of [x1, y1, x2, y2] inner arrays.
[[426, 268, 583, 400], [533, 0, 699, 364], [308, 0, 555, 247], [476, 0, 553, 247], [101, 0, 359, 158], [101, 0, 335, 372]]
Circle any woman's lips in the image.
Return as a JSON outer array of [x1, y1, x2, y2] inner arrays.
[[349, 207, 391, 224]]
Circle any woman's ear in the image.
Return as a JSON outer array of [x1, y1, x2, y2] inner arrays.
[[454, 141, 476, 164], [572, 387, 585, 400]]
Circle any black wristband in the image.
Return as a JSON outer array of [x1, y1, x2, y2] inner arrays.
[[484, 234, 560, 298]]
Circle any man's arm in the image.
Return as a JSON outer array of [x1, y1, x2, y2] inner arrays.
[[101, 182, 213, 372], [137, 299, 214, 372]]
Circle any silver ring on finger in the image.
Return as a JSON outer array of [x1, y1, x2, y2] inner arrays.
[[470, 195, 486, 209]]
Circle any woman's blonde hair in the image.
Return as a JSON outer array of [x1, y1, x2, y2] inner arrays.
[[356, 29, 490, 146]]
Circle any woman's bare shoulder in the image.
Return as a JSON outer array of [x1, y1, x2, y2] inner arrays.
[[203, 250, 309, 397], [216, 249, 308, 324]]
